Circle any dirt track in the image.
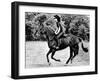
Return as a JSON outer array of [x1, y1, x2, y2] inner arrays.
[[25, 41, 89, 68]]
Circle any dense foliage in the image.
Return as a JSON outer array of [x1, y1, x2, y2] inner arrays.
[[25, 12, 89, 41]]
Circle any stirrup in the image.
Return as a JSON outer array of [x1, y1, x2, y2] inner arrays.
[[56, 46, 59, 49], [64, 34, 68, 37]]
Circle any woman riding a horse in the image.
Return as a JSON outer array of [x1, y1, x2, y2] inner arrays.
[[53, 15, 66, 49], [36, 15, 88, 65]]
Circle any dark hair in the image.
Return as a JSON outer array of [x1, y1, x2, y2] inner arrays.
[[54, 15, 61, 22]]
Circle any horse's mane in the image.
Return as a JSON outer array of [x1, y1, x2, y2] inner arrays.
[[44, 27, 55, 41], [45, 27, 55, 35]]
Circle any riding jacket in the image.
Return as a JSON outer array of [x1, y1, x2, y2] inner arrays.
[[55, 22, 66, 39]]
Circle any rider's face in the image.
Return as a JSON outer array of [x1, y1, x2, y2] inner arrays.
[[54, 18, 57, 22]]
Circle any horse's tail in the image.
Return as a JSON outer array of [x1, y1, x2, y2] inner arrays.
[[78, 37, 82, 42], [81, 42, 88, 52], [78, 37, 88, 52]]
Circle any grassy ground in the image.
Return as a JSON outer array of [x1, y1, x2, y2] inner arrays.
[[25, 41, 89, 68]]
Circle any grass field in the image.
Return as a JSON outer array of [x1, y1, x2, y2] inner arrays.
[[25, 41, 89, 68]]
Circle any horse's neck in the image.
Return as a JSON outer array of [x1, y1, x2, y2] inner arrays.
[[45, 27, 55, 41], [45, 33, 49, 41]]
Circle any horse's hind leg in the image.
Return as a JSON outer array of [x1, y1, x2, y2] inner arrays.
[[66, 47, 73, 64], [71, 45, 79, 63], [51, 49, 61, 62], [46, 49, 52, 66]]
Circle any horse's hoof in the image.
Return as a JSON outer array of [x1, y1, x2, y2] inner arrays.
[[71, 61, 72, 64], [66, 62, 68, 64], [48, 63, 51, 66], [57, 59, 61, 62], [64, 64, 68, 66], [55, 59, 61, 62]]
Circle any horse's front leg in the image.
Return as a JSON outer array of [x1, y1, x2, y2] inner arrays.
[[66, 47, 73, 64], [46, 49, 52, 66], [51, 49, 61, 62]]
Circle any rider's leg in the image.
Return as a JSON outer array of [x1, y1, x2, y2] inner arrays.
[[52, 36, 59, 49], [55, 37, 59, 49]]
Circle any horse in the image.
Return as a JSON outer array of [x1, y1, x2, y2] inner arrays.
[[36, 26, 88, 65]]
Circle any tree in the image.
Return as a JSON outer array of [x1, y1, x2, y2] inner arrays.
[[25, 12, 90, 41], [68, 15, 89, 41]]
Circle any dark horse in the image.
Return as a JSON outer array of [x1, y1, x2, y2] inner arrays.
[[37, 26, 88, 65]]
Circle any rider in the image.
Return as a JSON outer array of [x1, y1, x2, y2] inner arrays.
[[53, 15, 66, 49]]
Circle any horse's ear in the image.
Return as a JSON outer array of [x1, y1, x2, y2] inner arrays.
[[40, 27, 46, 34]]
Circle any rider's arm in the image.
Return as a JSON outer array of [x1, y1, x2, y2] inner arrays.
[[56, 22, 65, 38], [55, 26, 60, 35]]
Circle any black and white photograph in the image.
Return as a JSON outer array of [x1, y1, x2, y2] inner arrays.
[[25, 12, 90, 68], [11, 2, 97, 79]]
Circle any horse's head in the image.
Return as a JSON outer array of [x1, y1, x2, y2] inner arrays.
[[34, 18, 56, 41], [37, 24, 55, 36], [34, 25, 46, 38], [39, 26, 47, 35]]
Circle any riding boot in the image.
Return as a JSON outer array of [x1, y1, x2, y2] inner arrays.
[[54, 36, 59, 49], [55, 40, 59, 49]]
